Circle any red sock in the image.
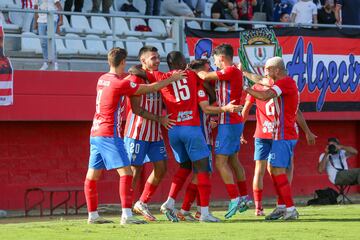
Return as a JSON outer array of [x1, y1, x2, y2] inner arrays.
[[271, 174, 285, 205], [139, 182, 158, 204], [237, 180, 248, 197], [181, 183, 198, 211], [196, 189, 201, 208], [197, 172, 211, 207], [84, 179, 98, 212], [225, 184, 239, 199], [253, 188, 263, 209], [274, 174, 294, 208], [168, 168, 191, 199], [120, 175, 134, 209]]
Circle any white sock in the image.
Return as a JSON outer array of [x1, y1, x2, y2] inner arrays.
[[277, 204, 286, 209], [230, 197, 240, 203], [200, 207, 209, 216], [165, 197, 175, 209], [180, 209, 188, 215], [121, 208, 133, 218], [286, 206, 295, 212], [88, 211, 99, 220]]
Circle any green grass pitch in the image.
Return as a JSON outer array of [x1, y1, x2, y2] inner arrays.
[[1, 205, 359, 240]]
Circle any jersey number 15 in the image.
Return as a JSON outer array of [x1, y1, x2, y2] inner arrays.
[[172, 79, 190, 102]]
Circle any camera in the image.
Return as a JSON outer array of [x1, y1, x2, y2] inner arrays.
[[328, 144, 338, 154]]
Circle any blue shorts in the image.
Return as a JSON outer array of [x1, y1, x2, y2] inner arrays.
[[168, 126, 210, 163], [215, 123, 244, 155], [124, 137, 167, 166], [254, 138, 273, 161], [268, 140, 297, 168], [89, 136, 129, 170]]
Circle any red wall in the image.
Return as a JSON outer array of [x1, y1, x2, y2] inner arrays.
[[0, 120, 358, 210], [0, 70, 359, 210]]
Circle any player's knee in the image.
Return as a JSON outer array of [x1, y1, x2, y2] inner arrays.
[[193, 158, 208, 173], [180, 161, 192, 170], [154, 164, 167, 179], [215, 158, 226, 170]]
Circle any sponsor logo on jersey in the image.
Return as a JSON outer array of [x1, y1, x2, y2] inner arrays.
[[177, 111, 193, 122], [198, 90, 205, 97]]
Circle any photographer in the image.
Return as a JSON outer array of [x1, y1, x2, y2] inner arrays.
[[318, 138, 359, 186]]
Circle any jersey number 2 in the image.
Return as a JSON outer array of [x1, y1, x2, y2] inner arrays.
[[172, 79, 190, 102], [265, 99, 275, 116]]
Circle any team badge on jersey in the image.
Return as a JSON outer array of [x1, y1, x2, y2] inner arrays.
[[198, 90, 205, 97], [239, 28, 282, 85], [130, 82, 137, 88]]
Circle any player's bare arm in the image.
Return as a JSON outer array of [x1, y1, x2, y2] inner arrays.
[[296, 110, 317, 145], [244, 88, 276, 101], [135, 71, 186, 95], [202, 81, 216, 104], [199, 100, 243, 115], [240, 100, 254, 144], [130, 96, 175, 129], [128, 65, 147, 79], [197, 71, 219, 81], [242, 71, 271, 87]]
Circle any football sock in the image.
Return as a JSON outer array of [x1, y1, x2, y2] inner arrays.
[[197, 172, 211, 207], [253, 188, 263, 210], [181, 183, 198, 211], [121, 208, 132, 218], [84, 179, 98, 212], [200, 206, 209, 216], [274, 174, 294, 208], [139, 182, 158, 204], [120, 175, 134, 209], [196, 190, 201, 210], [88, 211, 99, 220], [225, 184, 240, 200], [168, 168, 191, 199], [237, 180, 248, 197], [271, 174, 285, 206]]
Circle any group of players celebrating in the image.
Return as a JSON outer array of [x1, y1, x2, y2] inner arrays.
[[83, 43, 316, 225]]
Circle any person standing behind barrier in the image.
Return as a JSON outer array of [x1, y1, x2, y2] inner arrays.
[[64, 0, 84, 22], [335, 0, 360, 26], [211, 0, 238, 31], [34, 0, 63, 71], [161, 0, 195, 17], [91, 0, 113, 14], [145, 0, 161, 16], [290, 0, 318, 27]]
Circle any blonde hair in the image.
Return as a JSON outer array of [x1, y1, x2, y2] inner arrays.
[[265, 57, 286, 72]]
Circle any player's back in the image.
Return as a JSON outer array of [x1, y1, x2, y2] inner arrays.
[[272, 76, 299, 140], [91, 73, 138, 137], [150, 69, 202, 126], [215, 65, 243, 124]]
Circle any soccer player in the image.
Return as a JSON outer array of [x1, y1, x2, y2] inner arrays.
[[243, 56, 301, 220], [241, 74, 316, 216], [132, 51, 242, 222], [124, 46, 174, 221], [84, 47, 185, 225], [197, 44, 251, 219]]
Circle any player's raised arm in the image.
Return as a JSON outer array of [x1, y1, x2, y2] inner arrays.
[[197, 71, 219, 81], [199, 100, 243, 114], [128, 65, 147, 79], [242, 71, 271, 87], [296, 110, 317, 145], [134, 70, 186, 95], [244, 87, 276, 101]]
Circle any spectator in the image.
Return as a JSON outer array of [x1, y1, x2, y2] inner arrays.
[[211, 0, 238, 31], [91, 0, 113, 14], [34, 0, 63, 71], [273, 1, 293, 22], [263, 0, 274, 21], [145, 0, 161, 15], [64, 0, 83, 22], [318, 137, 359, 186], [236, 0, 257, 29], [335, 0, 360, 26], [160, 0, 195, 17], [318, 0, 336, 24], [184, 0, 205, 17], [291, 0, 318, 27]]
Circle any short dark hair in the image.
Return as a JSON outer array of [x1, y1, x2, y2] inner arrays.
[[188, 59, 210, 70], [138, 45, 158, 59], [166, 51, 184, 67], [328, 137, 339, 144], [108, 47, 127, 67], [212, 43, 233, 58]]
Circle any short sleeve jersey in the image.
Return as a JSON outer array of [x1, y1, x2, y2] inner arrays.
[[215, 65, 243, 125], [147, 70, 207, 126], [270, 76, 299, 140], [124, 75, 163, 142], [246, 83, 275, 139], [90, 73, 139, 137]]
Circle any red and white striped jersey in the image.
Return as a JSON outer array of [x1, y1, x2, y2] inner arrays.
[[0, 24, 13, 106], [215, 65, 243, 124], [124, 75, 163, 142]]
